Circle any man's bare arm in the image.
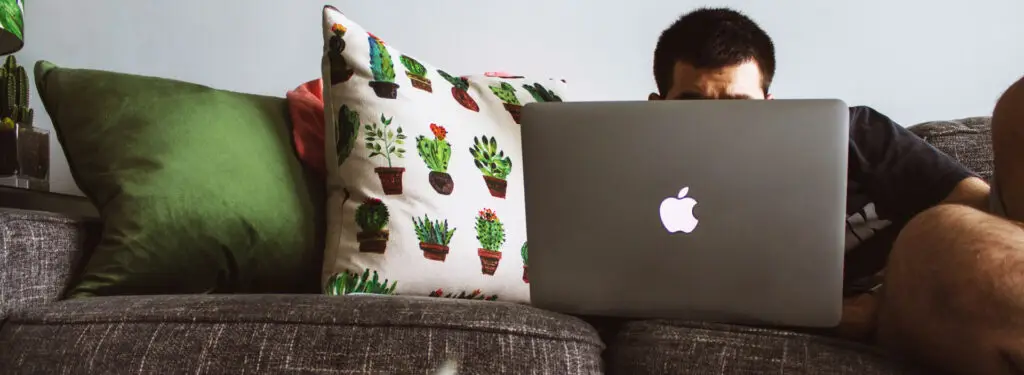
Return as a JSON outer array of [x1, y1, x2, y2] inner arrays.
[[941, 177, 991, 212]]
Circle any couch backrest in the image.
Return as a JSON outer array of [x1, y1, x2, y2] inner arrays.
[[908, 116, 994, 182]]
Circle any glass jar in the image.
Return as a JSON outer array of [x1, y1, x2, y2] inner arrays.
[[0, 122, 50, 191]]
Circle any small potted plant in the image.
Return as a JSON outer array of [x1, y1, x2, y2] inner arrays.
[[400, 55, 432, 92], [488, 82, 522, 124], [416, 123, 454, 195], [429, 288, 498, 301], [469, 135, 512, 198], [522, 83, 562, 102], [437, 70, 479, 112], [327, 23, 354, 85], [475, 208, 505, 275], [364, 114, 407, 195], [412, 214, 456, 261], [521, 241, 529, 283], [0, 55, 46, 190], [367, 34, 399, 99], [325, 268, 398, 296], [355, 198, 390, 253]]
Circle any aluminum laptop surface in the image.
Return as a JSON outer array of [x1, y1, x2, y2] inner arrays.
[[520, 99, 849, 327]]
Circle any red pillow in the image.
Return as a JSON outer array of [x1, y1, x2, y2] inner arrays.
[[286, 78, 326, 179]]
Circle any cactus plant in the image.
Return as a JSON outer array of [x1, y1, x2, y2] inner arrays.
[[0, 55, 33, 126], [475, 208, 505, 275], [489, 82, 523, 123], [521, 242, 529, 283], [429, 288, 498, 301], [469, 135, 512, 198], [413, 214, 456, 261], [355, 198, 390, 253], [400, 55, 432, 92], [327, 23, 354, 84], [416, 123, 454, 195], [437, 70, 479, 112], [364, 114, 406, 194], [336, 105, 360, 166], [367, 35, 399, 98], [522, 83, 562, 102], [326, 268, 398, 296]]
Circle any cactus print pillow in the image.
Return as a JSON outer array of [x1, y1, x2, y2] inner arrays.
[[320, 5, 566, 303]]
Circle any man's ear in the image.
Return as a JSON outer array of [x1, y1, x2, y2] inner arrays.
[[766, 93, 774, 100], [648, 93, 663, 101]]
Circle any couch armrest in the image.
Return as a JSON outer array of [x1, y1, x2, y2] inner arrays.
[[0, 209, 99, 319]]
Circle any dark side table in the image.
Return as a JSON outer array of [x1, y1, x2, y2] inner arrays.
[[0, 185, 98, 218]]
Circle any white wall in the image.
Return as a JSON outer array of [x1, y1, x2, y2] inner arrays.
[[18, 0, 1024, 196]]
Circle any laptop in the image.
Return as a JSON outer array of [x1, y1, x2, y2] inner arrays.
[[520, 99, 849, 328]]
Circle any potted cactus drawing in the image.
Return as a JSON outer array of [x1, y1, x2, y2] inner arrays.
[[416, 123, 454, 195], [437, 69, 479, 112], [365, 114, 407, 195], [413, 214, 456, 261], [367, 34, 399, 99], [522, 83, 562, 102], [325, 268, 398, 296], [521, 242, 529, 283], [489, 82, 523, 124], [475, 208, 506, 275], [469, 135, 512, 199], [355, 198, 390, 253], [429, 288, 498, 301], [327, 23, 354, 84], [400, 55, 432, 92], [336, 105, 361, 211]]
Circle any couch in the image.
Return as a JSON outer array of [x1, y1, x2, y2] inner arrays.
[[0, 115, 992, 374]]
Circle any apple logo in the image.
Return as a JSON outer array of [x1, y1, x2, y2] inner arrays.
[[659, 187, 699, 234]]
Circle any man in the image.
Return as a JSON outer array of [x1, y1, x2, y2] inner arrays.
[[650, 7, 1024, 374]]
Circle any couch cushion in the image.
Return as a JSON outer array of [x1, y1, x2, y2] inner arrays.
[[0, 294, 602, 374], [908, 116, 993, 182], [604, 320, 925, 374]]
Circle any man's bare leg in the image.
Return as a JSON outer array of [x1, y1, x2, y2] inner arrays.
[[875, 77, 1024, 374]]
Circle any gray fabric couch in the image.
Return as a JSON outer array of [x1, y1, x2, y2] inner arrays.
[[0, 117, 992, 374]]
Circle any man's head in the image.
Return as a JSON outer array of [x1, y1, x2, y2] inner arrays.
[[650, 8, 776, 101]]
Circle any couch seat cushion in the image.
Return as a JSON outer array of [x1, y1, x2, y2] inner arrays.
[[908, 116, 993, 182], [0, 294, 603, 374], [605, 320, 926, 374]]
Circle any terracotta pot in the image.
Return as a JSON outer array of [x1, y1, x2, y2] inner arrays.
[[428, 171, 454, 195], [482, 175, 507, 198], [522, 266, 529, 283], [503, 103, 523, 124], [477, 248, 502, 275], [451, 87, 480, 112], [356, 230, 389, 253], [369, 81, 399, 99], [406, 72, 433, 92], [374, 167, 405, 195], [420, 242, 450, 261]]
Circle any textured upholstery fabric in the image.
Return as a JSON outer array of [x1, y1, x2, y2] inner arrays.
[[908, 116, 994, 182], [0, 210, 97, 320], [0, 294, 604, 374], [605, 321, 923, 374]]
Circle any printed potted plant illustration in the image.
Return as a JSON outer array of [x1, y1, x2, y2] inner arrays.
[[437, 69, 480, 112], [416, 123, 454, 195], [327, 23, 355, 84], [475, 208, 506, 275], [489, 82, 523, 124], [367, 34, 399, 99], [365, 114, 407, 195], [469, 135, 513, 199], [325, 268, 398, 296], [413, 214, 456, 261], [355, 198, 390, 253], [336, 105, 361, 209], [400, 55, 432, 92], [522, 83, 562, 102], [521, 241, 529, 283], [429, 288, 498, 301]]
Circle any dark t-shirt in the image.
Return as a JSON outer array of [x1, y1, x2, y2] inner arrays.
[[841, 106, 976, 294]]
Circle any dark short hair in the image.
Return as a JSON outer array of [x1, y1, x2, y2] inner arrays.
[[653, 8, 776, 96]]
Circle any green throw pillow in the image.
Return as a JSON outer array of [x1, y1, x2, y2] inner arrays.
[[35, 61, 324, 297]]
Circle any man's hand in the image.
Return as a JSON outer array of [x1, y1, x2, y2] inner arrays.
[[836, 292, 880, 342]]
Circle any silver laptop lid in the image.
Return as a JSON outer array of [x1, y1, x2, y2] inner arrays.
[[521, 99, 848, 327]]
